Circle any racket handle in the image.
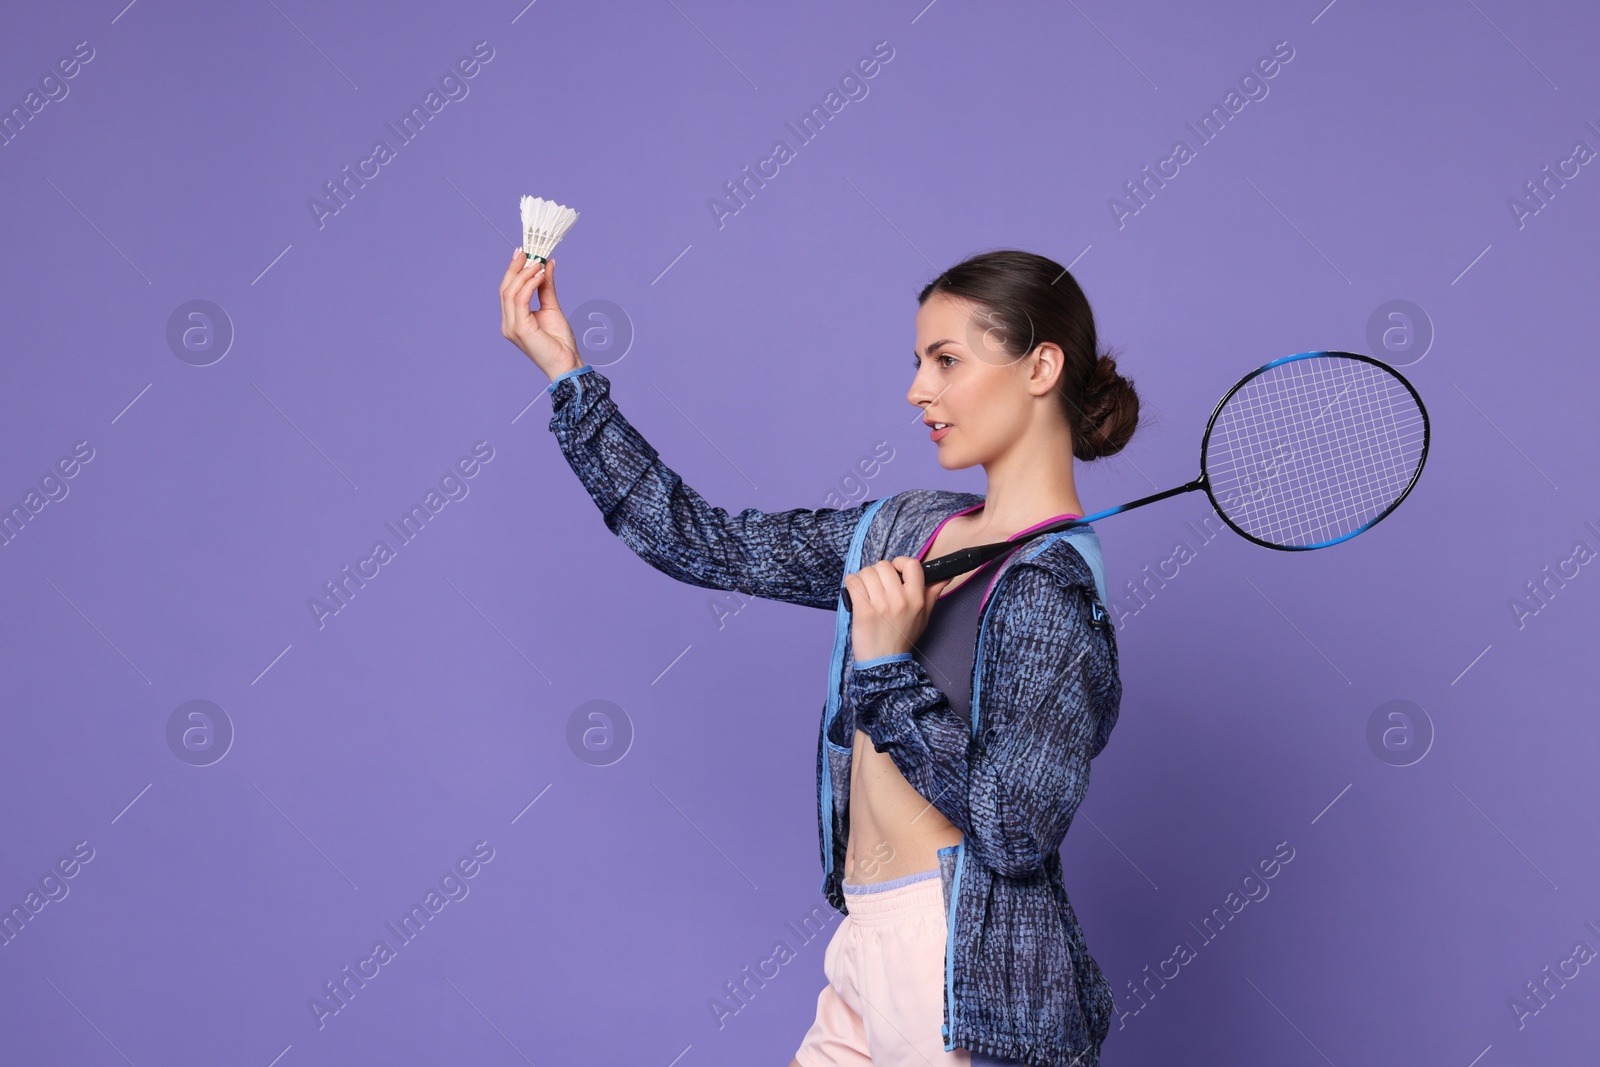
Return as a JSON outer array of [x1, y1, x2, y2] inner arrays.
[[839, 541, 1011, 612], [923, 541, 1012, 582]]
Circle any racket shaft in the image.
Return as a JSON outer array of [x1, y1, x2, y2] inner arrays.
[[840, 480, 1204, 610]]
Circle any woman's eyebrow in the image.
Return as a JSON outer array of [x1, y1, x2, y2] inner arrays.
[[918, 338, 957, 357]]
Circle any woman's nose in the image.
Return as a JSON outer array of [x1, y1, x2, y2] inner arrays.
[[906, 370, 934, 408]]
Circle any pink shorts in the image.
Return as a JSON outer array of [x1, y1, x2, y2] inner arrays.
[[794, 867, 1001, 1067]]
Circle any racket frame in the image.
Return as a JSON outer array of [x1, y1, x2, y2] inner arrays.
[[1197, 349, 1431, 552]]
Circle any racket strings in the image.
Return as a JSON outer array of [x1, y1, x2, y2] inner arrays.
[[1205, 357, 1426, 548]]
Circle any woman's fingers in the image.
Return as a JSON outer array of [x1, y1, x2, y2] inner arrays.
[[534, 257, 562, 311], [498, 248, 529, 300], [871, 558, 918, 613], [496, 251, 581, 381], [891, 555, 951, 606], [856, 563, 895, 611], [499, 252, 562, 337], [513, 261, 543, 307], [499, 251, 538, 337], [847, 558, 948, 660], [509, 260, 547, 333], [850, 561, 903, 615], [844, 570, 883, 625], [842, 570, 870, 610], [891, 556, 925, 598]]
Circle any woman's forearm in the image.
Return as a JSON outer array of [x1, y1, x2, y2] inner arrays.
[[546, 366, 874, 610]]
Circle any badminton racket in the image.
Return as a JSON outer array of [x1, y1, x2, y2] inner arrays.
[[841, 350, 1430, 610]]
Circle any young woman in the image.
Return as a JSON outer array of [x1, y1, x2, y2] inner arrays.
[[498, 248, 1137, 1067]]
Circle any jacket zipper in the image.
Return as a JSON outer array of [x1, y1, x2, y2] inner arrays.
[[941, 840, 966, 1048]]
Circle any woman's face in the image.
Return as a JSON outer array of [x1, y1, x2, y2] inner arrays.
[[908, 292, 1044, 470]]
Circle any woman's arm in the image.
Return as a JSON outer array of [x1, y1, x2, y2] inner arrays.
[[548, 365, 877, 610], [499, 251, 874, 610], [845, 561, 1121, 877]]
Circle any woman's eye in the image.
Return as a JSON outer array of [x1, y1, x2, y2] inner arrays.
[[938, 354, 957, 368]]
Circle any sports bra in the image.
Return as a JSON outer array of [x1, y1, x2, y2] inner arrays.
[[909, 555, 997, 723], [910, 510, 1081, 720]]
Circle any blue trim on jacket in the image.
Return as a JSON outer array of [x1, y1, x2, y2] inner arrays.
[[853, 651, 913, 669], [545, 362, 594, 395]]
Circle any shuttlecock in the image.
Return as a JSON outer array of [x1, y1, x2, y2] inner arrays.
[[520, 195, 580, 262]]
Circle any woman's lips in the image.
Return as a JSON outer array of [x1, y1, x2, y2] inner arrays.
[[929, 424, 951, 441]]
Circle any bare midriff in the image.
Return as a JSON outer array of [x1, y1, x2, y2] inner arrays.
[[841, 513, 984, 885], [843, 725, 966, 883]]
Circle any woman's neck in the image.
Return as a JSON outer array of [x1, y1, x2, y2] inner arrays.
[[971, 417, 1084, 540]]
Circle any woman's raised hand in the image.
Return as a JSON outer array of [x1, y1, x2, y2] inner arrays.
[[499, 249, 583, 382]]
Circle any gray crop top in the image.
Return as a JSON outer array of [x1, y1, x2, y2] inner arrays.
[[909, 555, 998, 722]]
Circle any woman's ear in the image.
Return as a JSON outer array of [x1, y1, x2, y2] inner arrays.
[[1027, 342, 1066, 397]]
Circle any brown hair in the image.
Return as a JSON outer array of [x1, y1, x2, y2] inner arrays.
[[917, 249, 1140, 461]]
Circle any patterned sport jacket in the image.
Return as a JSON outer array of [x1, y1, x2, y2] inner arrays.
[[545, 364, 1123, 1067]]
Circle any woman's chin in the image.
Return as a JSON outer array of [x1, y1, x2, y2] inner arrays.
[[935, 448, 975, 471]]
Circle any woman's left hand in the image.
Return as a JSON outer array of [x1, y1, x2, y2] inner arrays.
[[844, 557, 952, 661]]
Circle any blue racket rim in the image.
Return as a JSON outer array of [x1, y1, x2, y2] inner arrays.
[[1197, 349, 1431, 551]]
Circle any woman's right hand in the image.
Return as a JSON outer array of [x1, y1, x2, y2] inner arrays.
[[499, 248, 583, 382]]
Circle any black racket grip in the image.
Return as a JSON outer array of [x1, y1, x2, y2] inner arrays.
[[839, 541, 1011, 612]]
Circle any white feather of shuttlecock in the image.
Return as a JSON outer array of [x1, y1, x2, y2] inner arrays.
[[520, 195, 580, 261]]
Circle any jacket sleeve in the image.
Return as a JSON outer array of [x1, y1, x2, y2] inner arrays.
[[546, 364, 877, 610], [847, 562, 1120, 878]]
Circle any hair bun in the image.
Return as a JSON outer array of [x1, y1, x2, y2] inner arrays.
[[1074, 352, 1140, 460]]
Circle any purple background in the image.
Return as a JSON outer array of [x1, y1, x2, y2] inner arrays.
[[3, 1, 1597, 1064]]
